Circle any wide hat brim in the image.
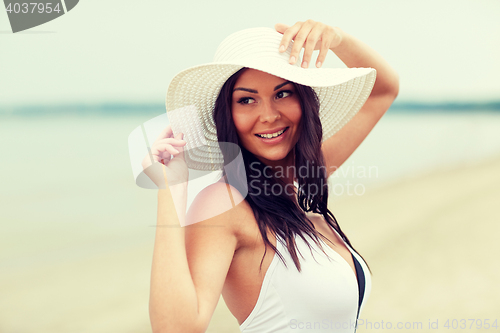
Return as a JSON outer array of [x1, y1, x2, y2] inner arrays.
[[166, 27, 376, 171]]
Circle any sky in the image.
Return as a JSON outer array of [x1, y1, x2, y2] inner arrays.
[[0, 0, 499, 106]]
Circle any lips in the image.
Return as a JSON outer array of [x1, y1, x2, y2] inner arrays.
[[255, 127, 289, 139]]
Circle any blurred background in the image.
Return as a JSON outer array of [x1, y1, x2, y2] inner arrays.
[[1, 0, 499, 332]]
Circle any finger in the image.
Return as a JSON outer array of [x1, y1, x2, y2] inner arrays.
[[153, 133, 185, 156], [155, 125, 173, 141], [173, 144, 185, 161], [154, 137, 186, 147], [151, 143, 179, 156], [290, 22, 314, 65], [274, 23, 290, 35], [147, 148, 169, 164], [280, 21, 302, 61], [302, 24, 323, 68], [157, 155, 171, 165], [172, 133, 186, 152], [316, 28, 334, 68], [316, 43, 329, 68], [173, 132, 186, 159]]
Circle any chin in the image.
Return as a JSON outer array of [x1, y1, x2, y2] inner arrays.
[[255, 148, 293, 164]]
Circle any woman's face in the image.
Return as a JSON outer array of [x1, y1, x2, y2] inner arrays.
[[231, 69, 302, 167]]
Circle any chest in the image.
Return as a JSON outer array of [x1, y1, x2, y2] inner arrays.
[[222, 212, 358, 325], [305, 212, 358, 279]]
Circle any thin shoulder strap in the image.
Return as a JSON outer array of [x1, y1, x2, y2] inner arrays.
[[352, 253, 365, 331]]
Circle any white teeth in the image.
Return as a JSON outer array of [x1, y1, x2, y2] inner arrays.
[[257, 128, 286, 139]]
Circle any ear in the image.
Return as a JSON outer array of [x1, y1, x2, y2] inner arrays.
[[274, 23, 290, 34]]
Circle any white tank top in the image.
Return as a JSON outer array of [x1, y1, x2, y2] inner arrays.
[[239, 227, 371, 333]]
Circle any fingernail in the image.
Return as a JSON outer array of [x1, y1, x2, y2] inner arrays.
[[279, 44, 285, 52], [289, 56, 296, 64], [316, 62, 322, 68], [302, 61, 308, 68]]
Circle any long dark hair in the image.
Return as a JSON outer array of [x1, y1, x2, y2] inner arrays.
[[213, 68, 370, 273]]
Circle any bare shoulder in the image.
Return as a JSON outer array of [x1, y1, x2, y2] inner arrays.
[[181, 180, 259, 330], [186, 179, 259, 251]]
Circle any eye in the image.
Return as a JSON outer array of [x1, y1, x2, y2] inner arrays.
[[276, 90, 293, 99], [237, 97, 256, 105]]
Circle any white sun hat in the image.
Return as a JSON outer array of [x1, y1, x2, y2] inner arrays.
[[166, 27, 376, 171]]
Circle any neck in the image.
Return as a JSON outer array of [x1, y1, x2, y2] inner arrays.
[[256, 148, 297, 185]]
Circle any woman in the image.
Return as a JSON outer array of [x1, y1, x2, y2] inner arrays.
[[143, 20, 399, 333]]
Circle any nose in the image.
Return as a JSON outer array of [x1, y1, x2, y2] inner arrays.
[[259, 100, 281, 123]]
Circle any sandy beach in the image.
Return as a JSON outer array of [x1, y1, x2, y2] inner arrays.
[[1, 145, 498, 332]]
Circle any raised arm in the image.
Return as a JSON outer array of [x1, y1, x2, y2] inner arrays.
[[276, 20, 400, 176], [149, 184, 242, 333], [143, 126, 241, 333]]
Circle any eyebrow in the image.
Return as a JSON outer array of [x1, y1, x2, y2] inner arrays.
[[233, 81, 293, 94], [274, 81, 292, 91], [233, 87, 258, 93]]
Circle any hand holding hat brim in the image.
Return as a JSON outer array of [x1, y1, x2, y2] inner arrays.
[[275, 20, 343, 69], [141, 125, 189, 188]]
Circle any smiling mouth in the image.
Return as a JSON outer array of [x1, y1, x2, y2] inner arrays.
[[255, 127, 289, 139]]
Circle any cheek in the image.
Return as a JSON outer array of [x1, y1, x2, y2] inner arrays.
[[231, 110, 254, 136], [287, 103, 303, 140], [289, 104, 303, 127], [292, 109, 302, 125]]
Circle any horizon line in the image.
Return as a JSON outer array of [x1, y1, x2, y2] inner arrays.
[[1, 100, 499, 115]]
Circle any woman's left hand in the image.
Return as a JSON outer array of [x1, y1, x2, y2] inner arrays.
[[275, 20, 342, 69], [276, 21, 400, 180]]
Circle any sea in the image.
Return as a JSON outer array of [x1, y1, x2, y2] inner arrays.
[[1, 102, 500, 264]]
